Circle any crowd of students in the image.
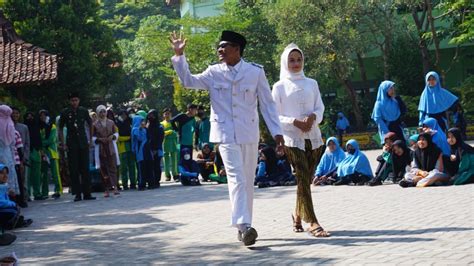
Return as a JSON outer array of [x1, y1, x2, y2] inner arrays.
[[0, 68, 473, 246], [312, 120, 473, 188]]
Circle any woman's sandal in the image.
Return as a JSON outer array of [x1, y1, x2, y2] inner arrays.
[[308, 226, 331, 237], [292, 215, 304, 232]]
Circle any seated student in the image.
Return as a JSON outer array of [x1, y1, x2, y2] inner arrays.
[[408, 134, 419, 151], [0, 164, 32, 232], [400, 132, 449, 188], [255, 146, 294, 188], [446, 128, 474, 185], [276, 148, 296, 186], [313, 137, 345, 186], [334, 139, 373, 186], [422, 117, 450, 156], [391, 140, 413, 183], [208, 146, 227, 184], [369, 132, 399, 186], [196, 143, 215, 182], [178, 148, 200, 186]]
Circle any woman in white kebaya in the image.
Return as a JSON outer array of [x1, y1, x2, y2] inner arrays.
[[272, 43, 330, 237]]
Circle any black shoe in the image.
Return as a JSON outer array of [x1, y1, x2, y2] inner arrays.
[[34, 196, 47, 201], [130, 185, 137, 190], [241, 227, 258, 246], [18, 201, 28, 208], [15, 218, 33, 228], [123, 186, 129, 190], [368, 178, 383, 186], [333, 179, 349, 186], [74, 196, 82, 202], [399, 180, 415, 188], [138, 187, 146, 191], [83, 195, 96, 200], [51, 193, 61, 199]]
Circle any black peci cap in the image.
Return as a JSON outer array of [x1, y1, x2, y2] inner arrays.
[[220, 30, 246, 51]]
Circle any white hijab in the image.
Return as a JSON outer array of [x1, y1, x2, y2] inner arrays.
[[279, 43, 305, 81], [96, 105, 107, 125]]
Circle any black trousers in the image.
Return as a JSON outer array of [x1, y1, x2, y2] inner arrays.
[[151, 153, 162, 186], [67, 146, 92, 197]]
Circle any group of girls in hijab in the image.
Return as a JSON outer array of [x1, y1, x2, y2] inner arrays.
[[369, 132, 405, 186], [399, 128, 473, 187], [255, 146, 295, 188]]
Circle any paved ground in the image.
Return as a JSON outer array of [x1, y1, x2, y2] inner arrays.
[[1, 149, 474, 265]]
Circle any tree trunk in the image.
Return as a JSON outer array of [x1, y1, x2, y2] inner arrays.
[[356, 52, 369, 95], [426, 0, 441, 68], [341, 79, 364, 130], [412, 7, 432, 75]]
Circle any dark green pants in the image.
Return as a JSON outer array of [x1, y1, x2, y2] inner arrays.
[[68, 146, 91, 197], [120, 151, 136, 187]]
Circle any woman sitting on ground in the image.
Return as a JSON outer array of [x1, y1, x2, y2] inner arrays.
[[313, 137, 345, 186], [369, 132, 399, 186], [208, 146, 227, 184], [334, 139, 373, 186], [255, 146, 294, 188], [196, 143, 215, 182], [422, 117, 450, 156], [446, 128, 474, 185], [391, 140, 413, 183], [178, 148, 201, 186], [400, 132, 449, 188]]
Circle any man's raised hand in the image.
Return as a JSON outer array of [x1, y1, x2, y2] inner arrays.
[[169, 31, 187, 56]]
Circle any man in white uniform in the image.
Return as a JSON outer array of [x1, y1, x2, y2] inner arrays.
[[169, 31, 284, 246]]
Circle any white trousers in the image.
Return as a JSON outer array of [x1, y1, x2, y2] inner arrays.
[[219, 143, 258, 227]]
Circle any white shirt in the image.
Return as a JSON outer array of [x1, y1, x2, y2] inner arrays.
[[272, 78, 325, 151], [171, 54, 282, 145]]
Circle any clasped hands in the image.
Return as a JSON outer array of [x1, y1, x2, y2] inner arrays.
[[293, 113, 316, 133]]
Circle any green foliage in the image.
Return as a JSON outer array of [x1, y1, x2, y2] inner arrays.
[[99, 0, 179, 39], [388, 30, 425, 97], [452, 75, 474, 119], [438, 0, 474, 45], [2, 0, 124, 114], [400, 95, 421, 126]]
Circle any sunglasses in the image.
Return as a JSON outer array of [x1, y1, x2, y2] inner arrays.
[[217, 42, 237, 49]]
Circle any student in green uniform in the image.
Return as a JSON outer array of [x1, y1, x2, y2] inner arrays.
[[171, 104, 197, 157], [195, 105, 212, 151], [161, 108, 179, 181], [24, 112, 45, 201], [116, 109, 136, 189], [58, 93, 96, 202], [39, 110, 62, 199]]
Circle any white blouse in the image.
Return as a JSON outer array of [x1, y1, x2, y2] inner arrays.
[[272, 78, 325, 151]]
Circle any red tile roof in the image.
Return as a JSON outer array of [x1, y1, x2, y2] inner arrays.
[[0, 10, 58, 86]]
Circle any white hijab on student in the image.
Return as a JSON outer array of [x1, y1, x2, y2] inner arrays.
[[279, 43, 305, 81]]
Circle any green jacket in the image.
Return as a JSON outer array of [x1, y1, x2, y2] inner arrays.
[[41, 124, 59, 160]]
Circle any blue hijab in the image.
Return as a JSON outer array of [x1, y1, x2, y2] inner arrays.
[[371, 80, 400, 122], [422, 117, 450, 156], [418, 71, 458, 114], [316, 137, 346, 176], [336, 112, 350, 130], [131, 116, 148, 161], [337, 139, 373, 178]]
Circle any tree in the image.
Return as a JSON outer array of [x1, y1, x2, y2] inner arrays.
[[441, 0, 474, 45], [99, 0, 179, 40], [2, 0, 124, 114], [357, 0, 400, 80], [267, 0, 365, 129]]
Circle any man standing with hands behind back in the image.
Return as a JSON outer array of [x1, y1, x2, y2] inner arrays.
[[58, 93, 96, 202], [169, 30, 284, 246]]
